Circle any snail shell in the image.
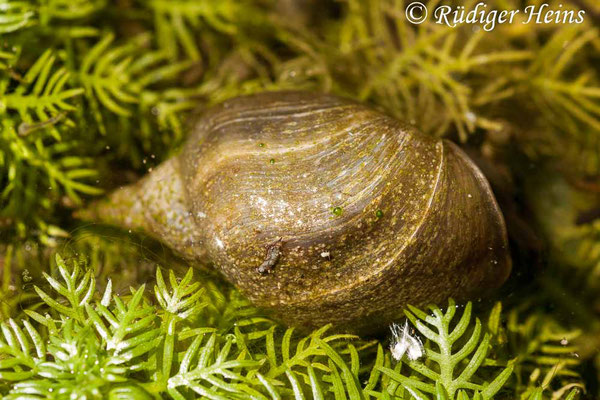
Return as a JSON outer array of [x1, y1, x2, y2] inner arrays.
[[84, 91, 511, 334]]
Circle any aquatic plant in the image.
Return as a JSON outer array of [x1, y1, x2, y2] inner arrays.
[[1, 0, 599, 397], [0, 255, 582, 399]]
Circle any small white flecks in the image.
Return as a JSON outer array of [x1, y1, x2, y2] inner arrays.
[[465, 111, 477, 123], [560, 338, 569, 346], [277, 199, 291, 213], [467, 194, 472, 198], [196, 211, 207, 218], [215, 237, 224, 249], [321, 251, 330, 258], [389, 321, 424, 361], [254, 196, 268, 210]]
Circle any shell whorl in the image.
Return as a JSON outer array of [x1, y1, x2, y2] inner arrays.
[[89, 91, 511, 333]]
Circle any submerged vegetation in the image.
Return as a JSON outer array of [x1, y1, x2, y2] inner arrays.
[[0, 255, 582, 399], [0, 0, 599, 398]]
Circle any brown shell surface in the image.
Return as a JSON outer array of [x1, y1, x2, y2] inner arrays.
[[169, 91, 511, 333]]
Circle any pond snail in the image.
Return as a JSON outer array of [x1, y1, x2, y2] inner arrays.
[[81, 91, 511, 334]]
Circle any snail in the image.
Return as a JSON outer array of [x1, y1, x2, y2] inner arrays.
[[81, 91, 511, 334]]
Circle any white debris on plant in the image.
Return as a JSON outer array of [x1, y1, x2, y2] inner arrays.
[[389, 320, 424, 361]]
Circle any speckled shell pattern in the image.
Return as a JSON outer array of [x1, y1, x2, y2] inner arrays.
[[89, 91, 511, 334]]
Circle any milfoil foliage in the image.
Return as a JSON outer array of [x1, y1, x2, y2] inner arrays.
[[378, 301, 514, 399], [0, 254, 584, 399], [0, 0, 598, 398]]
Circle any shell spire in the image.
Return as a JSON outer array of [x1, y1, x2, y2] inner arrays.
[[77, 158, 206, 261]]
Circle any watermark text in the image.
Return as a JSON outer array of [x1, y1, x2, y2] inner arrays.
[[405, 2, 585, 31]]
